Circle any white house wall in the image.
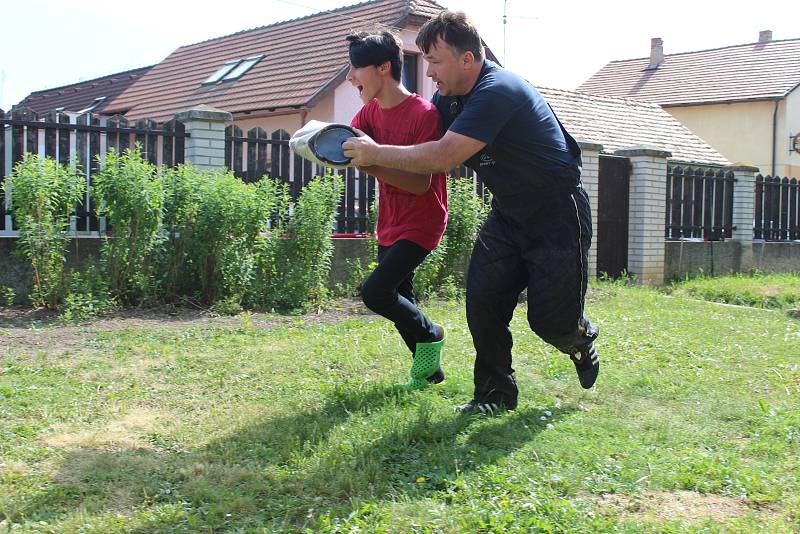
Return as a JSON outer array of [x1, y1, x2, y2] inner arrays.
[[787, 86, 800, 178], [666, 101, 775, 174]]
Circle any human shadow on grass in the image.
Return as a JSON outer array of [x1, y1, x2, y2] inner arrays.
[[7, 382, 577, 531]]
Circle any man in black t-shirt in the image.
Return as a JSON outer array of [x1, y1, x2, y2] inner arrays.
[[343, 11, 600, 415]]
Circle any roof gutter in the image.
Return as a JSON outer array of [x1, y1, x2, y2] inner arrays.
[[771, 98, 779, 176], [661, 95, 787, 108]]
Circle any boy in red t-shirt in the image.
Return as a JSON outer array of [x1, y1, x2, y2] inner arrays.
[[346, 30, 448, 389]]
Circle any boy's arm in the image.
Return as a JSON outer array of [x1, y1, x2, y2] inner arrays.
[[357, 166, 432, 196]]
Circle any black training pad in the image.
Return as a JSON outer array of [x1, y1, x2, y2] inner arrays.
[[311, 125, 358, 165]]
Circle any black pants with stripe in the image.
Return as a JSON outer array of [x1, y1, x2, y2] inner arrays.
[[465, 185, 598, 409]]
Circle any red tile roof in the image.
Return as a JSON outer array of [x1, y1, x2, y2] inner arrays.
[[14, 66, 152, 115], [539, 87, 730, 165], [104, 0, 446, 121], [578, 38, 800, 106]]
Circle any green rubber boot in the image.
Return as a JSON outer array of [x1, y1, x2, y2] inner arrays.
[[401, 327, 446, 390]]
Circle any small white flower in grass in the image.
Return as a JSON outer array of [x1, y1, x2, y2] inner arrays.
[[546, 423, 554, 430]]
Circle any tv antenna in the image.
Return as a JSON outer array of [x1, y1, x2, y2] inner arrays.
[[503, 1, 540, 66]]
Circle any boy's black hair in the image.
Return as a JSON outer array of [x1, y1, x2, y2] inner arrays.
[[346, 30, 404, 81]]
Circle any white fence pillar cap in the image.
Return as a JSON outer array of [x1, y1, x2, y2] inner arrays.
[[174, 105, 232, 122]]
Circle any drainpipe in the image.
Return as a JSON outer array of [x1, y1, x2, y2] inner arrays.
[[300, 109, 308, 128], [771, 99, 779, 177]]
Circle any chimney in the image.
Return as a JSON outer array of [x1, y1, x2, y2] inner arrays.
[[648, 38, 664, 69], [759, 30, 772, 43]]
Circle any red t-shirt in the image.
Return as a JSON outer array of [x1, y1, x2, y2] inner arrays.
[[351, 94, 448, 251]]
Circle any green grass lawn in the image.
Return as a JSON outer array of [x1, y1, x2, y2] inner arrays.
[[1, 281, 799, 533], [669, 272, 800, 311]]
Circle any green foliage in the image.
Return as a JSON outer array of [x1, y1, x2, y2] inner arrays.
[[441, 177, 489, 286], [155, 164, 203, 302], [175, 169, 278, 306], [93, 147, 165, 304], [0, 285, 15, 307], [413, 177, 489, 299], [211, 295, 244, 316], [4, 153, 86, 308], [670, 271, 800, 309], [253, 175, 342, 311], [60, 264, 116, 322]]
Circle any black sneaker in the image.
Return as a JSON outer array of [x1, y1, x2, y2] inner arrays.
[[570, 342, 599, 389], [427, 367, 445, 384], [455, 399, 510, 415]]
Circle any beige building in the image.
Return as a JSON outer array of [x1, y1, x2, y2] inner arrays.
[[578, 32, 800, 178]]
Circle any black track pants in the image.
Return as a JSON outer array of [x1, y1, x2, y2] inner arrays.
[[465, 186, 598, 408], [361, 239, 439, 353]]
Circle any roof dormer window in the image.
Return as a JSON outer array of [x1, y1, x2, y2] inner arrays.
[[202, 55, 264, 85], [78, 96, 106, 113]]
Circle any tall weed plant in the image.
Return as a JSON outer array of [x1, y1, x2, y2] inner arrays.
[[93, 147, 165, 304], [186, 170, 279, 305], [4, 154, 85, 308], [254, 175, 342, 311], [414, 177, 488, 299]]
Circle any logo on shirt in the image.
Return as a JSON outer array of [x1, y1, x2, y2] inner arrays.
[[479, 152, 496, 167]]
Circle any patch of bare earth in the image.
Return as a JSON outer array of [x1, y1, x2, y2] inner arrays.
[[0, 298, 370, 359], [591, 491, 754, 523]]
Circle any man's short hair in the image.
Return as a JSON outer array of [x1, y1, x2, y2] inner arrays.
[[415, 10, 484, 61], [346, 30, 404, 81]]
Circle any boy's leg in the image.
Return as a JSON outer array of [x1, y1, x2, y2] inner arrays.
[[392, 266, 445, 382], [362, 240, 439, 346]]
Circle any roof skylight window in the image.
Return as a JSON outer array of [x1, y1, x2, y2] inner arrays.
[[202, 60, 241, 85], [78, 96, 106, 113], [223, 55, 264, 81]]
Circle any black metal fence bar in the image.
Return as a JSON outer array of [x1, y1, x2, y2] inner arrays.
[[665, 165, 735, 240], [0, 107, 188, 236], [754, 175, 799, 241]]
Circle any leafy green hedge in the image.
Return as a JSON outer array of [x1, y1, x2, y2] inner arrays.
[[5, 149, 342, 317]]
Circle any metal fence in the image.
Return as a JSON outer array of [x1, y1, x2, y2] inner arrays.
[[665, 165, 735, 241], [754, 175, 799, 241], [2, 108, 491, 237], [0, 107, 187, 235], [225, 126, 490, 234]]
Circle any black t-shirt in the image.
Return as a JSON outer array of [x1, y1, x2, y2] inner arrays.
[[433, 60, 582, 219]]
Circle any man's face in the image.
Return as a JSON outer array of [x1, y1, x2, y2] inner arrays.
[[423, 37, 467, 96], [346, 62, 385, 105]]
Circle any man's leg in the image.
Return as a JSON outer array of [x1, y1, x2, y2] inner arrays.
[[524, 187, 599, 388], [463, 210, 527, 410]]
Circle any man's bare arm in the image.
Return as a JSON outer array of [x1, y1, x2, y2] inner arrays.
[[343, 130, 486, 175], [357, 166, 432, 196]]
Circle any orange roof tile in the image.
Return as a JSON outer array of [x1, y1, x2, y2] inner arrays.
[[104, 0, 446, 121], [578, 38, 800, 106]]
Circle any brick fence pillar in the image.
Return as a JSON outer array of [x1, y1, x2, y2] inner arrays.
[[578, 141, 603, 278], [729, 165, 759, 271], [614, 147, 672, 285], [174, 105, 232, 171]]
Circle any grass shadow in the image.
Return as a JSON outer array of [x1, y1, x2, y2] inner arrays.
[[5, 382, 577, 531]]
